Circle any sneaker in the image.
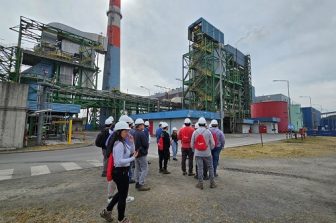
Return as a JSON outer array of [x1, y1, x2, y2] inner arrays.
[[162, 169, 171, 174], [188, 172, 195, 176], [129, 179, 136, 184], [204, 176, 209, 180], [101, 173, 107, 177], [119, 217, 132, 223], [214, 173, 219, 177], [100, 209, 113, 222], [159, 169, 164, 173], [196, 182, 204, 190], [135, 183, 140, 189], [194, 175, 198, 179], [148, 161, 151, 165], [210, 182, 217, 188], [183, 172, 187, 176], [137, 184, 150, 191], [107, 196, 113, 204], [126, 196, 135, 203], [173, 158, 178, 161]]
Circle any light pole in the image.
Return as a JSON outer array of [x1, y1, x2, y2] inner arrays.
[[140, 85, 150, 112], [273, 80, 292, 129], [300, 95, 313, 129]]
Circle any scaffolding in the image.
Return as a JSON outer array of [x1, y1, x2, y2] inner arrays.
[[182, 18, 252, 132], [0, 16, 179, 135]]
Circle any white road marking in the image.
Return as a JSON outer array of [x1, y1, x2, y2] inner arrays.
[[0, 169, 14, 181], [31, 165, 50, 176], [60, 162, 82, 171], [87, 160, 103, 167]]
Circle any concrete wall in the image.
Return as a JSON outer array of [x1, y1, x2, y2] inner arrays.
[[0, 82, 29, 149]]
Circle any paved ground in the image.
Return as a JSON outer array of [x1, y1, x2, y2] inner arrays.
[[0, 153, 335, 223], [0, 134, 284, 181]]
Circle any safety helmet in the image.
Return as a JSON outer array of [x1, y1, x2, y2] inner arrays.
[[114, 121, 131, 131], [161, 122, 169, 128], [172, 127, 177, 131], [105, 116, 114, 125], [210, 119, 218, 126], [198, 117, 206, 125], [184, 118, 191, 124], [144, 121, 150, 126], [134, 118, 145, 125], [119, 115, 130, 123]]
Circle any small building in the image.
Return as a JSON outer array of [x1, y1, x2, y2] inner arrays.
[[130, 110, 220, 136]]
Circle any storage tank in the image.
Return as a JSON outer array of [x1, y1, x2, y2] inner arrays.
[[251, 101, 288, 133]]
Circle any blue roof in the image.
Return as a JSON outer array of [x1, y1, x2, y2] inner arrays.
[[27, 101, 81, 114], [130, 110, 220, 120]]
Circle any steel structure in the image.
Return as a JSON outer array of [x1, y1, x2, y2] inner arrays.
[[0, 16, 178, 133], [182, 18, 252, 132]]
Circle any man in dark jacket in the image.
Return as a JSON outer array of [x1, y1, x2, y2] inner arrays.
[[159, 122, 171, 174], [133, 118, 150, 191], [95, 116, 114, 177]]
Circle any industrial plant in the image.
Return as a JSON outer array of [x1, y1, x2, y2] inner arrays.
[[0, 0, 334, 150]]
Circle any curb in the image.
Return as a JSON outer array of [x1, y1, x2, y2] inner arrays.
[[0, 143, 95, 154]]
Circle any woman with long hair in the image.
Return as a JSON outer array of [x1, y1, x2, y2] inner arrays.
[[101, 121, 138, 223]]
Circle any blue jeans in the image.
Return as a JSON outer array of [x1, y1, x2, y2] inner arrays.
[[211, 147, 222, 175], [171, 141, 178, 159]]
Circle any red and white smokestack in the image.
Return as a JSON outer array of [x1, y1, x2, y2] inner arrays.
[[102, 0, 122, 91]]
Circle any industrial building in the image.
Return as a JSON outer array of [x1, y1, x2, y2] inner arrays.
[[182, 18, 252, 133], [301, 107, 321, 130]]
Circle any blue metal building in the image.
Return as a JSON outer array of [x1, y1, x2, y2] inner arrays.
[[301, 107, 321, 130]]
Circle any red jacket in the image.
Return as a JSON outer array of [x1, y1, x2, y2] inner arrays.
[[178, 126, 195, 150]]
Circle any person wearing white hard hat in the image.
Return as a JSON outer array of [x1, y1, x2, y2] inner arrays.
[[194, 122, 208, 180], [178, 118, 195, 176], [191, 117, 216, 190], [95, 116, 114, 177], [144, 121, 151, 145], [157, 122, 171, 174], [171, 127, 179, 161], [101, 121, 138, 223], [133, 118, 150, 191], [209, 119, 225, 177]]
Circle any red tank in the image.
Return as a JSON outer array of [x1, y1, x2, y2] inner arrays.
[[251, 101, 288, 133]]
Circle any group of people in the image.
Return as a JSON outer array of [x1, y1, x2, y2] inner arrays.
[[96, 115, 225, 223], [155, 117, 225, 189]]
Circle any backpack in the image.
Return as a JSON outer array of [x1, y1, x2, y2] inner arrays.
[[158, 136, 164, 151], [212, 131, 219, 147], [95, 129, 109, 148], [181, 128, 191, 143], [194, 132, 207, 151], [106, 153, 114, 182]]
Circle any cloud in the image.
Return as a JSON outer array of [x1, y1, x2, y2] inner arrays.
[[0, 0, 335, 112]]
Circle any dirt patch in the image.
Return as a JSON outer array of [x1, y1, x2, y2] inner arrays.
[[222, 136, 336, 159]]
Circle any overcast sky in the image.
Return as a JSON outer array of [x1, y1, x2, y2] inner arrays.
[[1, 0, 335, 112]]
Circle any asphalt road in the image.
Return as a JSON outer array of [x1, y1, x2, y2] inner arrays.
[[0, 134, 285, 181]]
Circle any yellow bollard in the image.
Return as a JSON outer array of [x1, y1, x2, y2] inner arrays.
[[68, 119, 73, 144]]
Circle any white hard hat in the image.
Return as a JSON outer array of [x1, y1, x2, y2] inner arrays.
[[159, 122, 163, 126], [144, 121, 150, 126], [195, 122, 199, 129], [105, 116, 114, 125], [172, 127, 177, 131], [135, 118, 145, 125], [161, 122, 169, 128], [210, 119, 218, 126], [119, 115, 130, 123], [128, 117, 134, 124], [184, 118, 191, 124], [198, 117, 206, 125], [114, 121, 131, 131]]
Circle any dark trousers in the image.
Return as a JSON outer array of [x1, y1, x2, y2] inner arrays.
[[181, 148, 194, 173], [102, 149, 108, 175], [158, 149, 168, 170], [211, 147, 222, 175], [107, 167, 129, 221]]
